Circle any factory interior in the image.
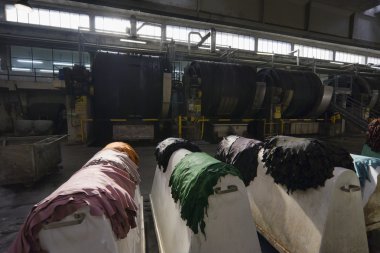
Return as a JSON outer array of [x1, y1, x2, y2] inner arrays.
[[1, 0, 380, 252]]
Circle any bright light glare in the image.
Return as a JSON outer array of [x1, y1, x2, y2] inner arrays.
[[120, 39, 147, 44], [53, 62, 74, 66], [17, 59, 43, 64], [12, 67, 31, 71]]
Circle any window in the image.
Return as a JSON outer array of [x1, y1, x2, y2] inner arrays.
[[95, 16, 130, 34], [367, 57, 380, 65], [5, 5, 17, 22], [294, 44, 333, 60], [258, 38, 291, 55], [166, 25, 210, 44], [11, 46, 90, 73], [166, 26, 255, 51], [29, 8, 40, 25], [216, 32, 255, 51], [335, 51, 365, 64], [5, 5, 89, 30], [11, 46, 32, 72], [137, 21, 161, 39]]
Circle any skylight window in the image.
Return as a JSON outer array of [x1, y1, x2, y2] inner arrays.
[[5, 4, 89, 30], [258, 38, 291, 55], [95, 16, 130, 34], [335, 51, 366, 64]]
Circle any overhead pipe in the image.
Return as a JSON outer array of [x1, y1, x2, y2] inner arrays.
[[130, 15, 137, 38], [195, 31, 211, 48], [2, 30, 380, 78], [187, 30, 216, 54], [288, 49, 300, 66], [187, 32, 202, 54], [136, 21, 161, 32], [210, 28, 216, 53]]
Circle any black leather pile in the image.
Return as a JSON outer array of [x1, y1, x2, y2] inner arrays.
[[367, 119, 380, 152], [215, 136, 263, 186], [154, 138, 201, 172], [262, 135, 354, 193]]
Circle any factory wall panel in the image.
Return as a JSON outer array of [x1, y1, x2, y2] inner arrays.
[[353, 14, 380, 44], [309, 2, 353, 38], [199, 0, 261, 21], [144, 0, 197, 10], [263, 0, 308, 30]]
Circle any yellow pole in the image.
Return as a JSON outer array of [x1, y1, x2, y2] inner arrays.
[[200, 116, 205, 140], [178, 115, 182, 138], [80, 119, 84, 143]]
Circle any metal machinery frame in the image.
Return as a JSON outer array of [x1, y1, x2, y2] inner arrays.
[[1, 2, 380, 142]]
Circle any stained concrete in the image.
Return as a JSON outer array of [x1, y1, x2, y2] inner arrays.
[[0, 135, 366, 252]]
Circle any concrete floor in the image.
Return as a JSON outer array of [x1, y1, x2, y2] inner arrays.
[[0, 134, 367, 252]]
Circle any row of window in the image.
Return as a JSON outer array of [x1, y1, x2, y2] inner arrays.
[[4, 4, 380, 66], [294, 44, 333, 61], [5, 5, 89, 30], [258, 39, 291, 55], [166, 25, 256, 51], [10, 46, 91, 72], [335, 52, 366, 65], [368, 57, 380, 65]]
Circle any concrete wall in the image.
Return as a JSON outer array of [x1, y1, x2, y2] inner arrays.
[[263, 0, 308, 30], [309, 2, 353, 38], [353, 14, 380, 43], [148, 0, 197, 10], [200, 0, 262, 21]]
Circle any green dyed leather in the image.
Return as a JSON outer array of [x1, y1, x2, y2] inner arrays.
[[169, 152, 242, 235]]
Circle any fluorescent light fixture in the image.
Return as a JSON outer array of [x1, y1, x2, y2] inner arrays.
[[371, 66, 380, 70], [12, 67, 31, 71], [15, 0, 32, 13], [97, 50, 126, 55], [39, 69, 53, 73], [120, 38, 147, 44], [53, 62, 74, 66], [330, 61, 344, 65], [217, 45, 231, 48], [198, 46, 220, 51], [139, 36, 161, 40], [17, 59, 43, 64], [85, 64, 90, 68], [257, 52, 274, 56]]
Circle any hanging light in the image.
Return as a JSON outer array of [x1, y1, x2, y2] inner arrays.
[[15, 0, 32, 13], [120, 38, 147, 44]]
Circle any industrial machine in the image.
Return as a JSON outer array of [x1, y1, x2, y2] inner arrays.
[[86, 55, 379, 143], [91, 53, 171, 143], [182, 62, 333, 140], [327, 75, 380, 132], [183, 61, 265, 140]]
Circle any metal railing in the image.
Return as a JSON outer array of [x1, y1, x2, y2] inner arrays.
[[0, 66, 59, 82], [332, 100, 368, 131], [346, 96, 380, 119]]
